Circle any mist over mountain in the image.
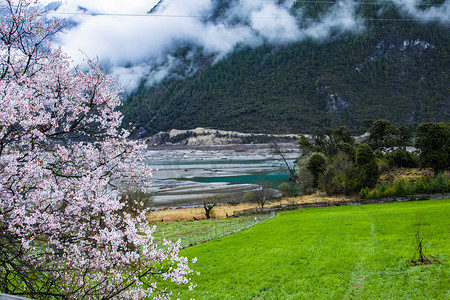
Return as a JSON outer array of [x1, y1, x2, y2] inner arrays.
[[45, 0, 450, 136]]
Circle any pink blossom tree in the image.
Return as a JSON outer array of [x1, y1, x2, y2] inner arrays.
[[0, 1, 195, 298]]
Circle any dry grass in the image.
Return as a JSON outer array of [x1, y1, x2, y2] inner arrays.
[[148, 193, 351, 222], [379, 168, 435, 184], [148, 168, 450, 223]]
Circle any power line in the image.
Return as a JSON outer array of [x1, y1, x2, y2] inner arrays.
[[50, 12, 203, 18], [44, 0, 448, 17], [45, 0, 448, 21], [47, 11, 447, 22], [279, 0, 442, 4], [263, 0, 441, 4]]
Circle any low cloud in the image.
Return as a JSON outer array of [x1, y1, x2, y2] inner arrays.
[[303, 0, 364, 40], [392, 0, 450, 24], [45, 0, 449, 91]]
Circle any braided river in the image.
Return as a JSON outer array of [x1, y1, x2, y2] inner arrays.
[[141, 143, 299, 208]]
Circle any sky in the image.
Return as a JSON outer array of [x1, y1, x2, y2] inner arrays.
[[42, 0, 450, 91]]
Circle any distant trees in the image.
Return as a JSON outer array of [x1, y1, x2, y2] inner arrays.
[[366, 119, 413, 151], [386, 148, 418, 168], [365, 120, 419, 169], [298, 126, 354, 158], [298, 134, 313, 156], [367, 119, 399, 150], [415, 122, 450, 175], [295, 120, 449, 198], [297, 126, 364, 195], [308, 144, 379, 196]]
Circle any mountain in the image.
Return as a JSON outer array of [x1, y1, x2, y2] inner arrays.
[[121, 0, 450, 138]]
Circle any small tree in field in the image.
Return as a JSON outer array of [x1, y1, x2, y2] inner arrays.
[[0, 1, 195, 299], [203, 194, 222, 219], [244, 187, 278, 208]]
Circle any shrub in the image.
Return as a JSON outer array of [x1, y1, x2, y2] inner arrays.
[[383, 186, 398, 198], [378, 157, 392, 174], [304, 187, 317, 195], [429, 173, 450, 194], [413, 176, 432, 194], [320, 152, 361, 195], [307, 153, 327, 187], [367, 188, 381, 199], [356, 144, 379, 188], [278, 182, 299, 197], [376, 182, 390, 194], [365, 182, 390, 199], [394, 179, 410, 197], [297, 167, 315, 193], [388, 149, 419, 168], [374, 149, 384, 159], [359, 187, 370, 199], [361, 173, 450, 199]]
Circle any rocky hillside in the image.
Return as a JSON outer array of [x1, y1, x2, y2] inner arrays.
[[146, 127, 298, 146]]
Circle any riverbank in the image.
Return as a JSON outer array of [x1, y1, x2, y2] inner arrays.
[[142, 143, 299, 208]]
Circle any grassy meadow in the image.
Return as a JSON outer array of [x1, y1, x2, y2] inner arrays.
[[167, 199, 449, 299], [152, 214, 274, 248]]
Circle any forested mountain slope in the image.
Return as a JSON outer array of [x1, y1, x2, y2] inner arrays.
[[122, 1, 449, 137]]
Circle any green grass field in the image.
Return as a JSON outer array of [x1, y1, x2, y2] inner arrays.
[[152, 214, 273, 248], [170, 199, 449, 299]]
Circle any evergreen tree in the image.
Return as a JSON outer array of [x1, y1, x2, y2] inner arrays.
[[356, 144, 380, 188], [415, 122, 450, 175]]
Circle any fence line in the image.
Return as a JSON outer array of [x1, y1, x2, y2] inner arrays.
[[153, 213, 276, 249], [232, 193, 450, 217], [156, 193, 448, 249], [179, 212, 275, 248]]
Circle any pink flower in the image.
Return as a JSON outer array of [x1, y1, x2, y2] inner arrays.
[[0, 1, 194, 299]]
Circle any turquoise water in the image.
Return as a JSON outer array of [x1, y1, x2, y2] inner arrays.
[[152, 157, 294, 189], [151, 159, 272, 166], [191, 171, 290, 188]]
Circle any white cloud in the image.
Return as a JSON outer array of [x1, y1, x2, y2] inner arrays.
[[250, 3, 301, 42], [111, 64, 148, 92], [43, 0, 449, 91], [392, 0, 450, 24], [304, 0, 364, 40], [49, 0, 159, 14]]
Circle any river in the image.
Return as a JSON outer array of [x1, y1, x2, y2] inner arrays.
[[141, 143, 299, 208]]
